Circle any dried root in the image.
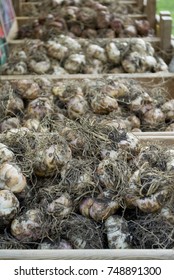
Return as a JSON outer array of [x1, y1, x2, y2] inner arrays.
[[128, 212, 174, 249], [60, 214, 104, 249]]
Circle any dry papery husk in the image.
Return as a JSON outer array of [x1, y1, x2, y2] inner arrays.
[[124, 145, 174, 213], [0, 143, 14, 163], [139, 84, 171, 131], [18, 11, 149, 41], [96, 0, 141, 13], [1, 128, 174, 248], [37, 238, 73, 249], [31, 186, 75, 237], [0, 81, 24, 120], [5, 182, 73, 241], [0, 131, 72, 178], [0, 125, 135, 205], [0, 190, 19, 227], [79, 190, 122, 222], [58, 120, 89, 156], [107, 80, 170, 132], [134, 145, 169, 171], [1, 38, 168, 75], [1, 41, 51, 75], [12, 204, 63, 243], [104, 214, 132, 249], [60, 118, 111, 157], [22, 0, 142, 17], [1, 77, 172, 132], [56, 78, 169, 133], [36, 186, 73, 217], [57, 153, 127, 212], [60, 213, 104, 249], [10, 208, 49, 242], [38, 124, 138, 208], [124, 162, 174, 213], [23, 104, 66, 134], [0, 130, 36, 178], [96, 154, 130, 193], [0, 78, 52, 101], [60, 158, 96, 195], [29, 131, 72, 177], [26, 77, 170, 131], [0, 113, 140, 162], [134, 144, 174, 173], [0, 79, 54, 132]]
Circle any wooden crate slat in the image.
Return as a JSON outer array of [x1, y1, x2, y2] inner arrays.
[[145, 0, 156, 29], [160, 15, 173, 52], [0, 249, 174, 260], [137, 0, 144, 9], [12, 0, 21, 16]]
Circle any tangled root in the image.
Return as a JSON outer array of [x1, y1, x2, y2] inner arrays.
[[59, 158, 99, 205], [60, 214, 104, 249], [128, 212, 174, 249], [0, 233, 30, 249], [135, 145, 168, 171]]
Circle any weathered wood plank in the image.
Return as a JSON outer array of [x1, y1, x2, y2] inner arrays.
[[160, 15, 172, 52], [1, 72, 173, 80], [145, 0, 156, 29], [137, 0, 144, 9], [12, 0, 21, 16], [0, 249, 174, 260]]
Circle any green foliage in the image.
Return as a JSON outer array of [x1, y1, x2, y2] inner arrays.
[[157, 0, 174, 34]]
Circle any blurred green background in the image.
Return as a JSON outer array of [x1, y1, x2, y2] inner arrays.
[[157, 0, 174, 34]]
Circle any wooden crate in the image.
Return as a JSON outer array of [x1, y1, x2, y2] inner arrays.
[[3, 30, 173, 75], [8, 12, 172, 56], [0, 131, 174, 259], [0, 72, 174, 259], [10, 0, 172, 55], [0, 248, 174, 259], [10, 18, 172, 55], [14, 0, 157, 30], [0, 73, 174, 133]]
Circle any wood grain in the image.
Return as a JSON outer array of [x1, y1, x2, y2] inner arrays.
[[0, 249, 174, 260]]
